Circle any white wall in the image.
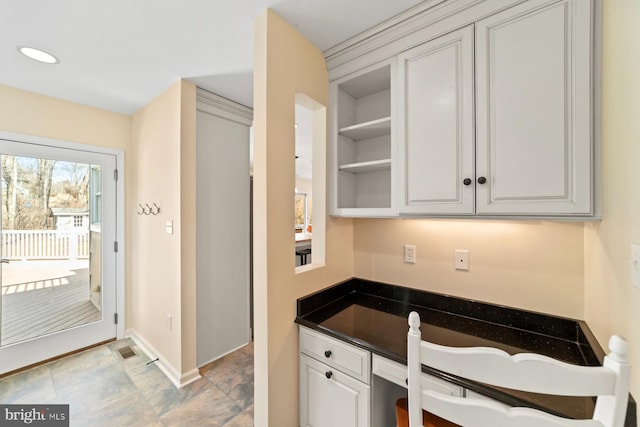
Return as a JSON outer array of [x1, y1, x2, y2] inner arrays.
[[196, 104, 251, 366]]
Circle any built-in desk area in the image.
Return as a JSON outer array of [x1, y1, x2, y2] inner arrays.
[[296, 278, 637, 427]]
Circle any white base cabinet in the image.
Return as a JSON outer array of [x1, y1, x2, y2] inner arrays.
[[299, 326, 480, 427], [299, 354, 370, 427], [299, 327, 371, 427]]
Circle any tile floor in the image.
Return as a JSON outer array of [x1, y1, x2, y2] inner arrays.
[[0, 338, 254, 426]]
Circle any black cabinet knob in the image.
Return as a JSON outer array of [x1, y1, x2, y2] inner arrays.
[[324, 350, 332, 358], [463, 178, 472, 186], [325, 371, 333, 379], [477, 176, 487, 184], [405, 378, 408, 385]]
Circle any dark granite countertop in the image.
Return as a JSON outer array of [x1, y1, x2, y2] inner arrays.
[[295, 278, 636, 426]]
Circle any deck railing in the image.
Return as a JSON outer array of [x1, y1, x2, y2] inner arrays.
[[1, 230, 90, 260]]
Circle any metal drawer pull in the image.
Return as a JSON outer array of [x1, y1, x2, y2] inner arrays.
[[324, 350, 332, 358], [325, 371, 333, 379]]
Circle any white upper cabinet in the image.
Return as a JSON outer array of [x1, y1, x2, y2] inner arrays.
[[475, 0, 594, 215], [398, 25, 475, 215], [328, 0, 598, 219]]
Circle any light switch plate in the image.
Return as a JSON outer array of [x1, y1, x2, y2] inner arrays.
[[632, 243, 640, 289], [455, 250, 469, 271]]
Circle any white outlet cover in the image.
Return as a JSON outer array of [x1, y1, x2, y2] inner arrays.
[[455, 250, 469, 271], [404, 244, 416, 264]]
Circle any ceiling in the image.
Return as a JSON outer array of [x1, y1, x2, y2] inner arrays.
[[1, 0, 425, 115]]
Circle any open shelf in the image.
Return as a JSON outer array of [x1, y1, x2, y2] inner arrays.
[[339, 117, 391, 141], [339, 159, 392, 174], [333, 62, 394, 214]]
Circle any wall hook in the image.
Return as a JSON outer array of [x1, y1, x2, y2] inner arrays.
[[138, 202, 161, 215]]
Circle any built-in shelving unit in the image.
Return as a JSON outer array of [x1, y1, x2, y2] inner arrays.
[[332, 62, 395, 216]]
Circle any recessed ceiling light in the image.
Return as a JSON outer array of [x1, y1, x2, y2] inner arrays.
[[17, 46, 59, 64]]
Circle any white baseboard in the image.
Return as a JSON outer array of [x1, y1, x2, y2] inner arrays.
[[125, 328, 201, 389]]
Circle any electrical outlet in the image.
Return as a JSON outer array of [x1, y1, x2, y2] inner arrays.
[[404, 244, 416, 264], [454, 250, 469, 271]]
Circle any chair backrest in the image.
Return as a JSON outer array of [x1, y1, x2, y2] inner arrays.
[[407, 311, 631, 427]]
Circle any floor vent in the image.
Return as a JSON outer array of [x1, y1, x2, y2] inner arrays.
[[116, 346, 137, 360]]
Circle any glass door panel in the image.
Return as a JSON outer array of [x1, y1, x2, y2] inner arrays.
[[0, 139, 117, 374], [0, 156, 99, 346]]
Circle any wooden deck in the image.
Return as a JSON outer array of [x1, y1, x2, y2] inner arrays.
[[1, 261, 100, 347]]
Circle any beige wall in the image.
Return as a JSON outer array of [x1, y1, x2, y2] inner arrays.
[[130, 80, 197, 376], [0, 84, 130, 150], [253, 10, 354, 426], [355, 219, 585, 318], [584, 0, 640, 412]]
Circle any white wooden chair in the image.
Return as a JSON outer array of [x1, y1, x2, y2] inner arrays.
[[407, 311, 631, 427]]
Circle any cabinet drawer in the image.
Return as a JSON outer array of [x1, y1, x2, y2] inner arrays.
[[372, 354, 462, 396], [299, 327, 371, 384]]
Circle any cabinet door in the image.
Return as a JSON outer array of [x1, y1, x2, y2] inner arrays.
[[475, 0, 594, 215], [398, 25, 474, 215], [300, 354, 370, 427]]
